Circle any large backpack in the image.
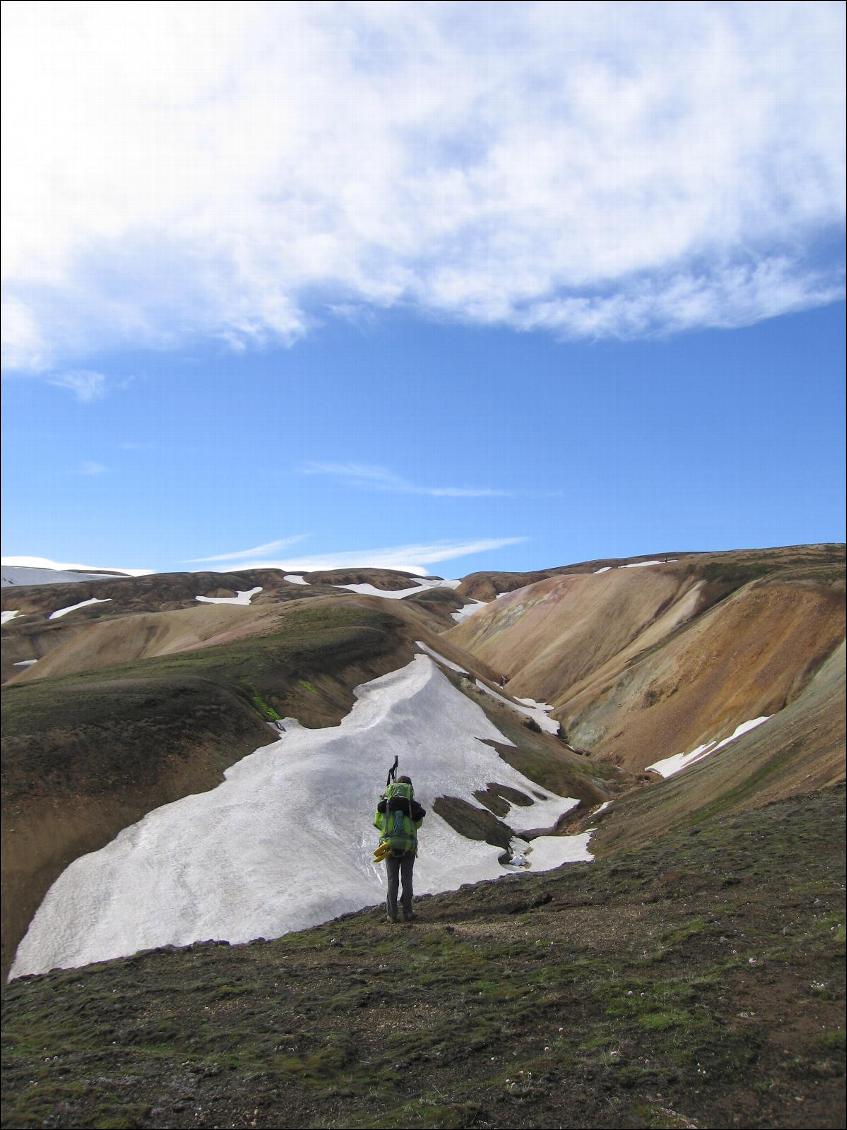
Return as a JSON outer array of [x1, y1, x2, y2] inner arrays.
[[379, 781, 418, 856]]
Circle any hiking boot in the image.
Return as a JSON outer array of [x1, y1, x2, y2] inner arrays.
[[402, 910, 416, 922], [387, 912, 399, 923]]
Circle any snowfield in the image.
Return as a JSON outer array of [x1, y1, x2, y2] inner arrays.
[[48, 597, 112, 620], [196, 586, 262, 606], [647, 716, 772, 778], [475, 681, 561, 735], [451, 599, 488, 622], [336, 577, 460, 600], [11, 655, 588, 978], [1, 556, 150, 587]]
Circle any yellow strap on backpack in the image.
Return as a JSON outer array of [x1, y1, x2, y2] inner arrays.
[[373, 840, 392, 863]]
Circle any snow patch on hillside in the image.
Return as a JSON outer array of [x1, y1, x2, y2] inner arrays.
[[452, 599, 488, 622], [621, 559, 676, 568], [415, 641, 468, 675], [338, 578, 461, 600], [48, 597, 112, 620], [476, 681, 560, 735], [1, 610, 19, 625], [284, 575, 309, 585], [196, 587, 262, 606], [11, 656, 589, 978], [525, 832, 594, 869], [648, 716, 772, 778]]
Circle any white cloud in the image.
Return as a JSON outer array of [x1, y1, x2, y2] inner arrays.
[[2, 1, 844, 372], [187, 536, 310, 563], [47, 370, 108, 401], [301, 462, 511, 498], [212, 537, 527, 576], [79, 461, 108, 476]]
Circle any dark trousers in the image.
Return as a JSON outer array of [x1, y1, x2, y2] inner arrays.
[[385, 851, 415, 918]]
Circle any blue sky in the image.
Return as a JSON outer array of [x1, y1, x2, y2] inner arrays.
[[2, 2, 845, 577]]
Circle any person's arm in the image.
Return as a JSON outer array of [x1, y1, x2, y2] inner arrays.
[[411, 799, 426, 822]]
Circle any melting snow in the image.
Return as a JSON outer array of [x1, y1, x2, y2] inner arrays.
[[1, 610, 19, 625], [525, 832, 594, 868], [339, 582, 430, 599], [48, 597, 112, 620], [284, 575, 309, 585], [620, 559, 677, 569], [648, 716, 772, 778], [337, 578, 461, 600], [593, 566, 613, 574], [451, 599, 488, 623], [505, 792, 579, 833], [11, 656, 591, 978], [13, 659, 38, 667], [196, 587, 262, 606], [415, 641, 468, 674], [475, 681, 561, 735]]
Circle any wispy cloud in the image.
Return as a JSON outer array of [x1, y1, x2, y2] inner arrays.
[[301, 463, 512, 499], [226, 538, 527, 577], [2, 2, 844, 373], [47, 370, 108, 401], [78, 460, 107, 476], [187, 535, 310, 564]]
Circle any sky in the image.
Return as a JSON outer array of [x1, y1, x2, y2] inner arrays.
[[2, 1, 845, 577]]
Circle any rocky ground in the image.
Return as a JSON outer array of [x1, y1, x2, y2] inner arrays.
[[3, 784, 844, 1130]]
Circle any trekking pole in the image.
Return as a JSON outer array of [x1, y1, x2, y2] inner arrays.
[[385, 755, 399, 788]]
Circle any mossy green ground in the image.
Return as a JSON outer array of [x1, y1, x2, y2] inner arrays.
[[3, 785, 844, 1129]]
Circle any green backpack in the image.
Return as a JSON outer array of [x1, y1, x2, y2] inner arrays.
[[377, 781, 419, 856]]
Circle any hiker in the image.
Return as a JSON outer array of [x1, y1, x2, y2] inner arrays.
[[374, 775, 426, 923]]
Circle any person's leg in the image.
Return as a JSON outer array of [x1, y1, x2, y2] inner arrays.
[[385, 854, 401, 921], [399, 852, 415, 919]]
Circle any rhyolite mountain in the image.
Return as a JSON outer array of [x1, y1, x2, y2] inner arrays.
[[1, 542, 844, 1129]]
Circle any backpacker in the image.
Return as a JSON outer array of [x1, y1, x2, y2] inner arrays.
[[376, 781, 418, 857]]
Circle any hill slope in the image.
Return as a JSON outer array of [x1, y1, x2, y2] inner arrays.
[[3, 784, 844, 1129], [447, 545, 845, 775]]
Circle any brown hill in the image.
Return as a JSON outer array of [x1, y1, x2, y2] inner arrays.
[[448, 544, 845, 774], [0, 567, 437, 686]]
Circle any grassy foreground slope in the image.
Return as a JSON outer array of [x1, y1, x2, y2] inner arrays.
[[3, 785, 844, 1130]]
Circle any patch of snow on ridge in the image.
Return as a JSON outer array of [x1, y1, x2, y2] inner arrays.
[[48, 597, 112, 620], [13, 659, 38, 667], [648, 716, 772, 778], [1, 610, 19, 625], [476, 682, 560, 735], [196, 587, 262, 606], [415, 641, 468, 674], [338, 577, 458, 600], [593, 566, 613, 574], [452, 599, 488, 622], [11, 656, 593, 978], [621, 559, 677, 568], [338, 582, 429, 599], [284, 575, 309, 585]]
